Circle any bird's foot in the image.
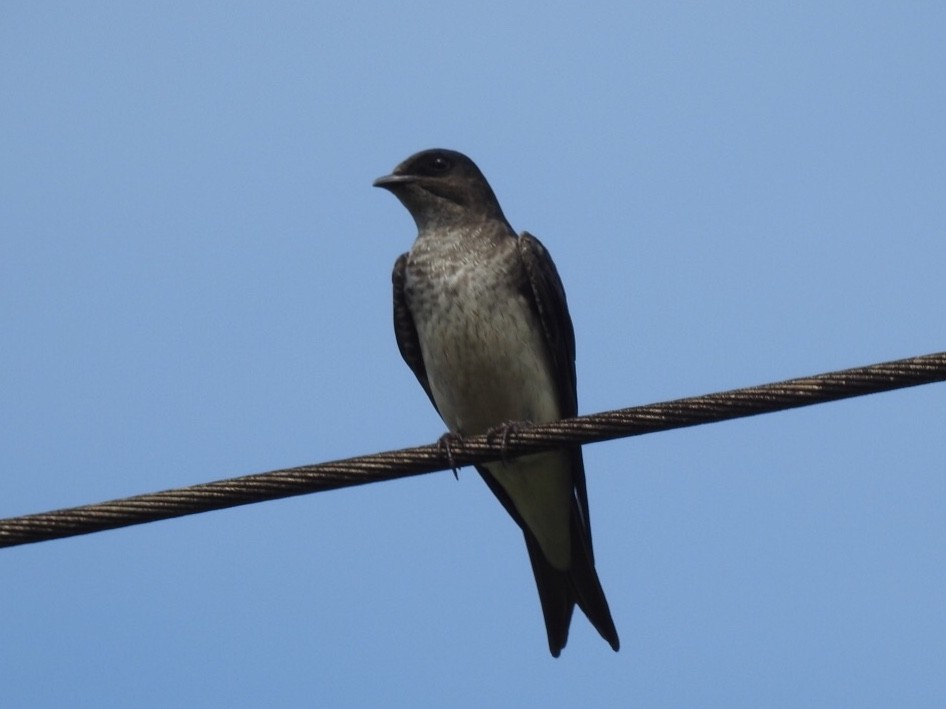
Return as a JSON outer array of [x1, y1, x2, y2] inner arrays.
[[486, 420, 534, 463], [437, 432, 464, 480]]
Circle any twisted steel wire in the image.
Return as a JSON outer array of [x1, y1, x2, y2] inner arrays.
[[2, 351, 943, 549]]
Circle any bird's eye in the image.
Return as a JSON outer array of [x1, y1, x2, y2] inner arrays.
[[431, 156, 452, 172]]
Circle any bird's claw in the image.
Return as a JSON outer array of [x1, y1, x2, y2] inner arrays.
[[486, 420, 533, 463], [437, 432, 463, 479]]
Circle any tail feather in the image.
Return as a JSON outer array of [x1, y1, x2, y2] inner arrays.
[[477, 463, 619, 656], [523, 510, 619, 657], [523, 533, 574, 657]]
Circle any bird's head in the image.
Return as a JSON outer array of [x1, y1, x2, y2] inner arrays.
[[373, 149, 506, 230]]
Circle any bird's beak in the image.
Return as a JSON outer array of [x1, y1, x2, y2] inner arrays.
[[373, 173, 416, 190]]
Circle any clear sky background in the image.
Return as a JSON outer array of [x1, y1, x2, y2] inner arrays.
[[3, 3, 945, 707]]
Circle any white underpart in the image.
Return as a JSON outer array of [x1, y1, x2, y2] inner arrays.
[[406, 229, 572, 569]]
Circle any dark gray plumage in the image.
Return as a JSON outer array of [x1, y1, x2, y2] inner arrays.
[[375, 148, 619, 657]]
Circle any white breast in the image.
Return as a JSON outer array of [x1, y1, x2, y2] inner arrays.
[[408, 250, 560, 436]]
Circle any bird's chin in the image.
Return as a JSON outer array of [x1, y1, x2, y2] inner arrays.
[[420, 182, 466, 207]]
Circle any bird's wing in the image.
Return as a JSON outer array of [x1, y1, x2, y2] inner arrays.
[[392, 252, 440, 414], [516, 232, 592, 544], [517, 232, 578, 416]]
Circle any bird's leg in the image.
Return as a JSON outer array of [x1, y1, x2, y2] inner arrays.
[[486, 420, 534, 464], [437, 432, 463, 480]]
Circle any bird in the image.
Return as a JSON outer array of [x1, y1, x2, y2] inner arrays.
[[374, 148, 619, 657]]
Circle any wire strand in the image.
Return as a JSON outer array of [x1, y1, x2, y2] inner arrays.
[[2, 351, 944, 549]]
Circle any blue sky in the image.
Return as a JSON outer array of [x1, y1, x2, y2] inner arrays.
[[2, 2, 945, 706]]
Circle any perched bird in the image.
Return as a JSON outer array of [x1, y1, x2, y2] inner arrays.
[[375, 148, 619, 657]]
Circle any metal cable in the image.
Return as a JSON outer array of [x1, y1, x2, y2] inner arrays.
[[2, 351, 944, 549]]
